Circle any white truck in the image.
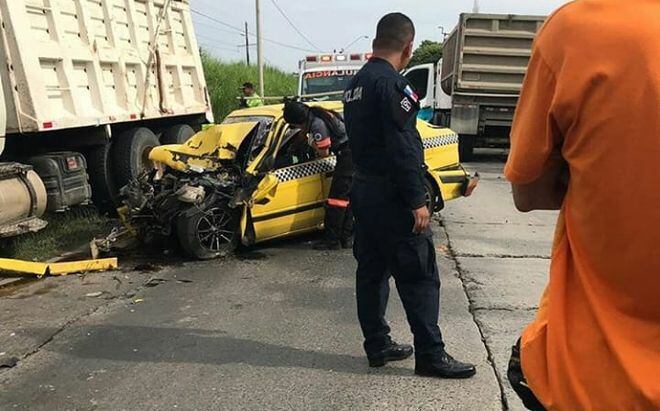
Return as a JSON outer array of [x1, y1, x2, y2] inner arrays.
[[404, 13, 546, 160], [403, 60, 453, 125], [0, 0, 212, 226], [298, 53, 370, 100]]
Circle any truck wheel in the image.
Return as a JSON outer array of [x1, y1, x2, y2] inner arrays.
[[85, 144, 119, 215], [162, 124, 195, 145], [177, 204, 238, 260], [111, 127, 160, 191], [459, 134, 476, 162]]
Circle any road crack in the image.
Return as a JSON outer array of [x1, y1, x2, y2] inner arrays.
[[441, 224, 510, 411], [455, 253, 550, 260]]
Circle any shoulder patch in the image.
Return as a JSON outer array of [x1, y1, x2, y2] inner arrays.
[[403, 85, 419, 103], [400, 97, 412, 112]]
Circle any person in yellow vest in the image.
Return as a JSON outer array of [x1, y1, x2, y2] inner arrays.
[[239, 82, 264, 108]]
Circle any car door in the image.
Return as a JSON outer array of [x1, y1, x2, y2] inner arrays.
[[247, 125, 335, 243]]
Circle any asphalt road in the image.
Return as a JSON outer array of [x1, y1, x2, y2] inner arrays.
[[0, 153, 557, 411]]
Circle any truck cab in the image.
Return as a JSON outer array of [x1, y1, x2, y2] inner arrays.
[[403, 60, 452, 125], [298, 53, 370, 100]]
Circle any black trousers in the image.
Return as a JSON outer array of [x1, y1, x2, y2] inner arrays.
[[351, 176, 445, 360], [324, 150, 354, 243], [508, 338, 546, 411]]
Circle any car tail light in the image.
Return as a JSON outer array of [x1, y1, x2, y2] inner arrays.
[[42, 121, 53, 129], [306, 55, 318, 62], [320, 55, 332, 62], [364, 53, 373, 60], [350, 54, 361, 61], [335, 54, 347, 61]]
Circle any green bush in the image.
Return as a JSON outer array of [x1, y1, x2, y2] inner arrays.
[[202, 51, 298, 122]]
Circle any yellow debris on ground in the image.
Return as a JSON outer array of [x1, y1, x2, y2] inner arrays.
[[0, 258, 118, 277]]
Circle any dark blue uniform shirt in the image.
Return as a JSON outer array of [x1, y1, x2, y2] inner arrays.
[[343, 57, 427, 210]]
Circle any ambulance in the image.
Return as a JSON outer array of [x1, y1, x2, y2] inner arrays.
[[297, 53, 371, 100]]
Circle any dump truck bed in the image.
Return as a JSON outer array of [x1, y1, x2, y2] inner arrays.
[[441, 13, 546, 96], [0, 0, 210, 134]]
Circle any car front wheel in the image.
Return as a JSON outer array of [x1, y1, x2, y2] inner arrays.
[[177, 204, 238, 260]]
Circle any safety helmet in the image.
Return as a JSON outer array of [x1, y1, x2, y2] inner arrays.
[[283, 101, 310, 125]]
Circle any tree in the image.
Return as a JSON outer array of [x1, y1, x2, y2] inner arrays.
[[409, 40, 443, 67]]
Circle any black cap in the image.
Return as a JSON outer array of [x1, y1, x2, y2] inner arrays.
[[241, 82, 255, 89], [283, 101, 310, 125]]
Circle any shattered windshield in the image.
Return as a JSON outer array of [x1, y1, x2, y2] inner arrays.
[[223, 116, 276, 168], [223, 116, 274, 148]]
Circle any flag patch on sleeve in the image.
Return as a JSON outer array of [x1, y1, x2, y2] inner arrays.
[[404, 85, 419, 103]]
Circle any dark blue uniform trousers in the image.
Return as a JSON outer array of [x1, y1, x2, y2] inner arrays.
[[352, 176, 445, 361]]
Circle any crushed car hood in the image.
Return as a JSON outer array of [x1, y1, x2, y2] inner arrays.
[[149, 122, 259, 172]]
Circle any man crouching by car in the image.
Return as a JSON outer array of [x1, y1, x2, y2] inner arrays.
[[283, 101, 354, 250]]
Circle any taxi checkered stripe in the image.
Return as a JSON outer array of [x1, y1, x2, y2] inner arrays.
[[274, 157, 337, 182], [423, 133, 459, 150]]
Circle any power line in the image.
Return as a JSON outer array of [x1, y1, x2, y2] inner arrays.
[[190, 8, 244, 34], [262, 37, 316, 53], [190, 6, 317, 53], [198, 41, 241, 54], [195, 32, 242, 48], [268, 0, 322, 52], [193, 19, 246, 38]]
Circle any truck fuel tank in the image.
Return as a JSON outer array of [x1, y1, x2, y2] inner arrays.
[[0, 163, 48, 238]]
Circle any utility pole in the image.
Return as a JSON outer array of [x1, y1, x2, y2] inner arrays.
[[244, 22, 250, 66], [472, 0, 480, 13], [255, 0, 265, 97]]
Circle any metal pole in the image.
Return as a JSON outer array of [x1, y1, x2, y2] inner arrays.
[[256, 0, 265, 97], [472, 0, 480, 13], [244, 22, 250, 66]]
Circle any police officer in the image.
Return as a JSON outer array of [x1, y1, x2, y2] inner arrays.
[[343, 13, 476, 378], [283, 101, 354, 250]]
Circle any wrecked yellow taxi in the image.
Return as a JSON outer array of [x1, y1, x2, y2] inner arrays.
[[120, 102, 477, 260]]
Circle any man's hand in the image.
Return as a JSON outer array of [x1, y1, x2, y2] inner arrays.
[[512, 150, 568, 212], [412, 205, 431, 234]]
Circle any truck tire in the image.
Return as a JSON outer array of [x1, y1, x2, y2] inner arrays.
[[85, 143, 119, 215], [177, 204, 238, 260], [459, 134, 476, 162], [162, 124, 195, 145], [111, 127, 160, 191]]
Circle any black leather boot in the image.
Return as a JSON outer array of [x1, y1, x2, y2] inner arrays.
[[415, 351, 477, 379], [367, 341, 414, 367]]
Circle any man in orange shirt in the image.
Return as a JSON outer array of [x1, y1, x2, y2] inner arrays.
[[504, 1, 660, 410]]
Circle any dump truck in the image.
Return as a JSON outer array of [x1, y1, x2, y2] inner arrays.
[[0, 0, 212, 220], [405, 13, 546, 160]]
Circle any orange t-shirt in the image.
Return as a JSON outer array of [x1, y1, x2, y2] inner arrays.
[[505, 1, 660, 410]]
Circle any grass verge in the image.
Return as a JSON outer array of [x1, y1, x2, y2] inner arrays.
[[202, 51, 298, 121], [0, 207, 110, 262]]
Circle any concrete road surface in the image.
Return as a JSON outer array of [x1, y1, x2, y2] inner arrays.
[[0, 153, 557, 410]]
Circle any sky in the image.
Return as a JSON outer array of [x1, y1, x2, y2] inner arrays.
[[190, 0, 571, 73]]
